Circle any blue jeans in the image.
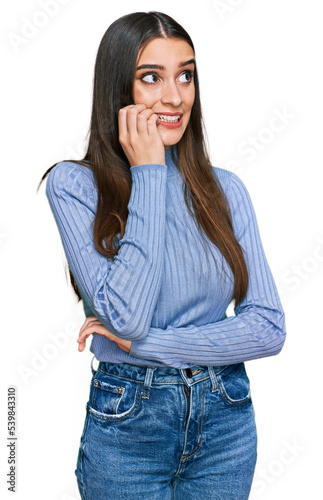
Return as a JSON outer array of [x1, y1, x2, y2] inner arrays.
[[75, 360, 257, 499]]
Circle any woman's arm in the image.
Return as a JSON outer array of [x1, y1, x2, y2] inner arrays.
[[129, 172, 286, 367], [46, 160, 167, 340], [46, 104, 166, 341]]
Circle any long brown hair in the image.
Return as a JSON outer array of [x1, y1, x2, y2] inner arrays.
[[38, 11, 249, 306]]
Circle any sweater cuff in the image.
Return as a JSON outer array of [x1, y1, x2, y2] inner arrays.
[[130, 163, 167, 174]]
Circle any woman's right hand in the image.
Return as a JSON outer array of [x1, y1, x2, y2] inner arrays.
[[118, 104, 165, 167]]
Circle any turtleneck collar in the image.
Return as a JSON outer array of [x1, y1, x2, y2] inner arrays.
[[165, 146, 180, 178]]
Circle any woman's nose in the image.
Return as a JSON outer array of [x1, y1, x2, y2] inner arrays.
[[161, 81, 182, 107]]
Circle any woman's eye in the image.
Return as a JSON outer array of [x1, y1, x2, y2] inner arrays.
[[178, 70, 193, 83], [141, 73, 159, 84]]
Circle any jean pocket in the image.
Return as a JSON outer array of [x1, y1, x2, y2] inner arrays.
[[88, 370, 142, 421], [216, 363, 252, 406]]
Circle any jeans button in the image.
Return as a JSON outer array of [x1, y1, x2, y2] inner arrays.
[[185, 368, 193, 379]]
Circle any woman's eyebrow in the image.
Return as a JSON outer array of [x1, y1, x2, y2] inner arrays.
[[137, 64, 164, 70], [136, 59, 195, 71], [180, 58, 195, 67]]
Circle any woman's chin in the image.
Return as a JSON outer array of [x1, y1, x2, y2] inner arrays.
[[157, 115, 190, 148], [159, 134, 180, 149]]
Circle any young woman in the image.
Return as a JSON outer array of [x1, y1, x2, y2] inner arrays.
[[40, 11, 286, 500]]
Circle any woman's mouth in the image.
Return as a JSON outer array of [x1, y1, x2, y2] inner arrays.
[[156, 113, 183, 128], [157, 113, 181, 123]]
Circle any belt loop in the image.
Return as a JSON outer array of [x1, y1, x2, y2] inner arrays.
[[91, 355, 98, 376], [208, 366, 218, 393], [142, 366, 156, 400]]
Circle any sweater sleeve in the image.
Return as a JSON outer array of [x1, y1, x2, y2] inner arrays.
[[129, 171, 286, 367], [45, 161, 167, 340]]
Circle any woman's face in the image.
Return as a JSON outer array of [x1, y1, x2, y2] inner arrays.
[[133, 37, 195, 149]]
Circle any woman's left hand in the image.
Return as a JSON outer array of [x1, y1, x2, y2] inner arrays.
[[77, 315, 132, 353]]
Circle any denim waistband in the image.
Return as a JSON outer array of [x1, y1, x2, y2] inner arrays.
[[92, 357, 232, 390]]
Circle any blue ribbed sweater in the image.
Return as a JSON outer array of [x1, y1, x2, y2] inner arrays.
[[45, 148, 286, 368]]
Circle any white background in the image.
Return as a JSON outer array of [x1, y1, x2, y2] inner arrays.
[[1, 0, 322, 498]]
